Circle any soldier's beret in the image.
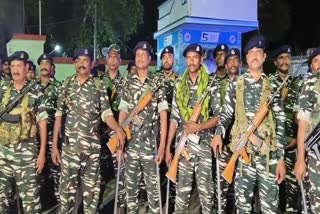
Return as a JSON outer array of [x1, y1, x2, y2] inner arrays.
[[9, 51, 29, 64], [73, 47, 94, 61], [213, 43, 229, 58], [133, 41, 152, 56], [272, 45, 292, 59], [160, 46, 174, 59], [37, 53, 53, 65], [1, 56, 9, 64], [183, 43, 203, 57], [307, 47, 320, 67], [96, 64, 106, 72], [127, 61, 136, 70], [224, 48, 241, 64], [27, 61, 36, 72], [244, 35, 266, 54], [107, 44, 120, 54]]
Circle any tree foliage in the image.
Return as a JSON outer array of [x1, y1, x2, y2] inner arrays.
[[71, 0, 143, 57]]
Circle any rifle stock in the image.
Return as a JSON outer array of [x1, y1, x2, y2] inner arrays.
[[107, 126, 131, 154]]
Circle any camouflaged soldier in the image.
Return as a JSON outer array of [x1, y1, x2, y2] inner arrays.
[[0, 57, 12, 87], [217, 48, 242, 213], [210, 44, 229, 102], [100, 44, 127, 211], [295, 47, 320, 214], [269, 45, 302, 213], [51, 47, 125, 213], [37, 53, 62, 204], [212, 36, 287, 214], [26, 61, 37, 81], [0, 51, 48, 213], [118, 41, 168, 214], [166, 43, 221, 214]]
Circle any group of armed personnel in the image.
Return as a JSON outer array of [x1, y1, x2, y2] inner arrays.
[[0, 35, 319, 214]]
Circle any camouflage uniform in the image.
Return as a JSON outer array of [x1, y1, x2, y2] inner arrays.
[[0, 75, 12, 87], [101, 70, 127, 209], [297, 73, 320, 214], [217, 75, 236, 213], [55, 75, 113, 213], [118, 72, 168, 214], [216, 72, 286, 214], [269, 72, 302, 213], [0, 80, 47, 213], [170, 74, 220, 214], [38, 77, 62, 204]]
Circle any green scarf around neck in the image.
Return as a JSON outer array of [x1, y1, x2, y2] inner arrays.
[[176, 66, 210, 122]]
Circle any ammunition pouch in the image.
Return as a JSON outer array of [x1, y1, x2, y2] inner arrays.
[[0, 108, 37, 146]]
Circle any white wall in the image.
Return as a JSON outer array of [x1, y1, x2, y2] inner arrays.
[[190, 0, 257, 22]]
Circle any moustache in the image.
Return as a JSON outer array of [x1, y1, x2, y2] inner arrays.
[[12, 72, 20, 76], [41, 68, 49, 72], [79, 66, 86, 70]]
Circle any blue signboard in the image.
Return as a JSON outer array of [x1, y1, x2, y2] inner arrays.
[[157, 31, 179, 50], [182, 29, 240, 46]]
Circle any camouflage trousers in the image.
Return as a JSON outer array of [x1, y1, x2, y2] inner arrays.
[[234, 151, 278, 214], [59, 138, 101, 214], [40, 134, 61, 203], [306, 151, 320, 214], [279, 149, 299, 213], [112, 152, 126, 208], [125, 147, 161, 214], [175, 142, 214, 214], [0, 141, 41, 214], [217, 148, 235, 213]]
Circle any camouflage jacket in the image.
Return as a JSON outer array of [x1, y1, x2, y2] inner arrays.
[[170, 73, 221, 145], [55, 75, 113, 140], [0, 75, 12, 87], [211, 72, 228, 105], [216, 71, 286, 159], [118, 72, 168, 152], [269, 72, 302, 140], [157, 71, 178, 112], [297, 73, 320, 136], [103, 71, 125, 115], [39, 78, 62, 131]]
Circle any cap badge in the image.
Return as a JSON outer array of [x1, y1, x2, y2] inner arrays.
[[84, 49, 88, 54]]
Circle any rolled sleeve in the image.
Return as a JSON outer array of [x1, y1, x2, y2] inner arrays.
[[37, 110, 48, 122], [101, 109, 114, 122], [118, 99, 130, 114], [158, 100, 168, 113]]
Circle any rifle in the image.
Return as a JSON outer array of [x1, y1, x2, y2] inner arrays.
[[281, 76, 299, 101], [165, 164, 170, 214], [295, 150, 309, 214], [222, 75, 290, 184], [216, 153, 222, 214], [107, 72, 173, 154], [0, 81, 37, 123], [166, 76, 216, 183], [154, 136, 163, 214], [110, 76, 125, 103], [305, 122, 320, 161], [113, 150, 122, 214]]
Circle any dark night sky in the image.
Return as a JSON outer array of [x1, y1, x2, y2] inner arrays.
[[1, 0, 319, 57]]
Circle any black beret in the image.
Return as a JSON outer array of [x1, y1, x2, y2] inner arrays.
[[27, 61, 36, 71], [9, 51, 29, 64], [37, 53, 53, 65], [272, 45, 292, 59], [160, 46, 174, 59], [127, 61, 136, 70], [96, 64, 106, 72], [1, 56, 9, 64], [183, 43, 203, 57], [244, 35, 266, 54], [133, 41, 152, 56], [73, 47, 94, 61], [213, 44, 229, 58], [224, 48, 241, 63], [306, 47, 320, 67]]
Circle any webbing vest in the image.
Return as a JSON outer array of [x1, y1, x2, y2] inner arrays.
[[230, 75, 278, 155], [306, 77, 320, 137], [0, 87, 37, 145]]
